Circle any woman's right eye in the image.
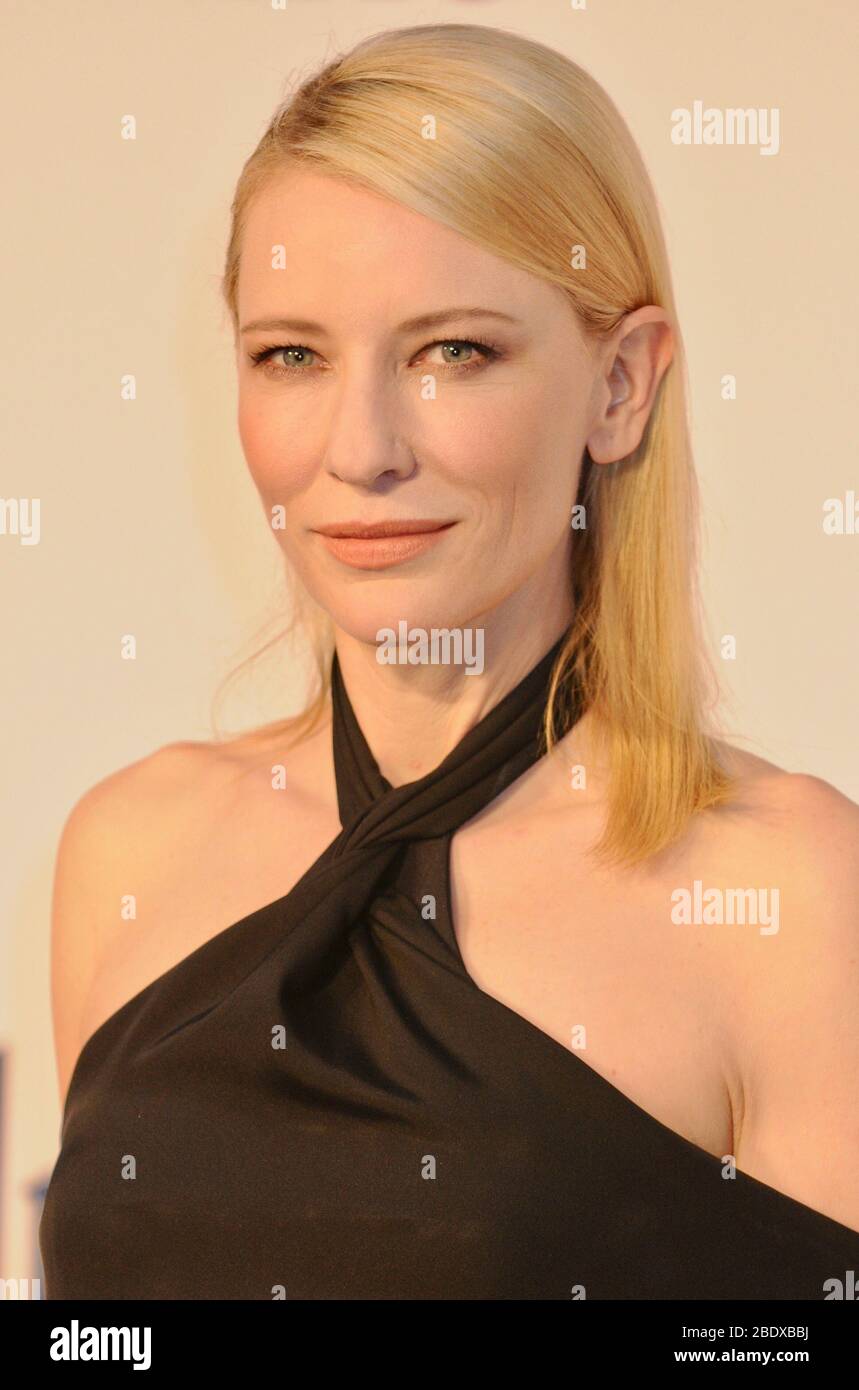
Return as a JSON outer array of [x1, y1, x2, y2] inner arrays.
[[248, 344, 317, 375]]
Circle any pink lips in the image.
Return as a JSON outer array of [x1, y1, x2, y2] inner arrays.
[[313, 519, 456, 570]]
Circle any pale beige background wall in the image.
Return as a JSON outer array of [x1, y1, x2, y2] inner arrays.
[[1, 0, 856, 1286]]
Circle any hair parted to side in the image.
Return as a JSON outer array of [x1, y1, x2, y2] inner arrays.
[[215, 21, 738, 869]]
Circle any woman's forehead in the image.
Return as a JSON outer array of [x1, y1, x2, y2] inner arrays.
[[237, 173, 570, 333]]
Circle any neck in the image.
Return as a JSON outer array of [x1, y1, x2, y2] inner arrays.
[[331, 595, 575, 789]]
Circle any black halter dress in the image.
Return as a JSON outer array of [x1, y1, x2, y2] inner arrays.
[[39, 637, 859, 1299]]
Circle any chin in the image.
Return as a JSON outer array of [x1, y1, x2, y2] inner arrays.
[[317, 588, 487, 653]]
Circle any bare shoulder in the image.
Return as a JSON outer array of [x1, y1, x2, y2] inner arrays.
[[52, 740, 230, 911], [709, 741, 859, 876], [62, 738, 240, 829], [56, 716, 334, 843], [50, 722, 333, 969], [49, 738, 255, 1104], [697, 743, 859, 970], [706, 747, 859, 1229], [50, 716, 338, 1106]]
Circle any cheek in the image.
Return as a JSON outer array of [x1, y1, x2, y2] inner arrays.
[[452, 391, 579, 528], [237, 398, 313, 501], [237, 400, 274, 488]]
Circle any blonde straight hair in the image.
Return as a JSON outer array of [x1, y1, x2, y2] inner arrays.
[[216, 22, 737, 868]]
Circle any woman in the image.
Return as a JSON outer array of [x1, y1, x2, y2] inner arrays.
[[40, 23, 859, 1299]]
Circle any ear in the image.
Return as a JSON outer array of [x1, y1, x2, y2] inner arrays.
[[586, 308, 674, 465]]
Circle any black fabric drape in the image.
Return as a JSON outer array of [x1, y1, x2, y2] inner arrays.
[[40, 635, 859, 1299]]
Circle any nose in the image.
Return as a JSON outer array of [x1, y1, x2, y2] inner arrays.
[[322, 361, 418, 488]]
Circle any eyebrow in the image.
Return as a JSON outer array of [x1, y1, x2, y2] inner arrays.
[[239, 307, 521, 335]]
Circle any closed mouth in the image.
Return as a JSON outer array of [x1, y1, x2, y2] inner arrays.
[[313, 520, 455, 539]]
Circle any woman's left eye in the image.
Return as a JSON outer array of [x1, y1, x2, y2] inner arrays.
[[421, 338, 500, 373], [247, 337, 500, 378]]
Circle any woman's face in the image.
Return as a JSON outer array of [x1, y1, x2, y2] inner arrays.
[[236, 165, 604, 648]]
